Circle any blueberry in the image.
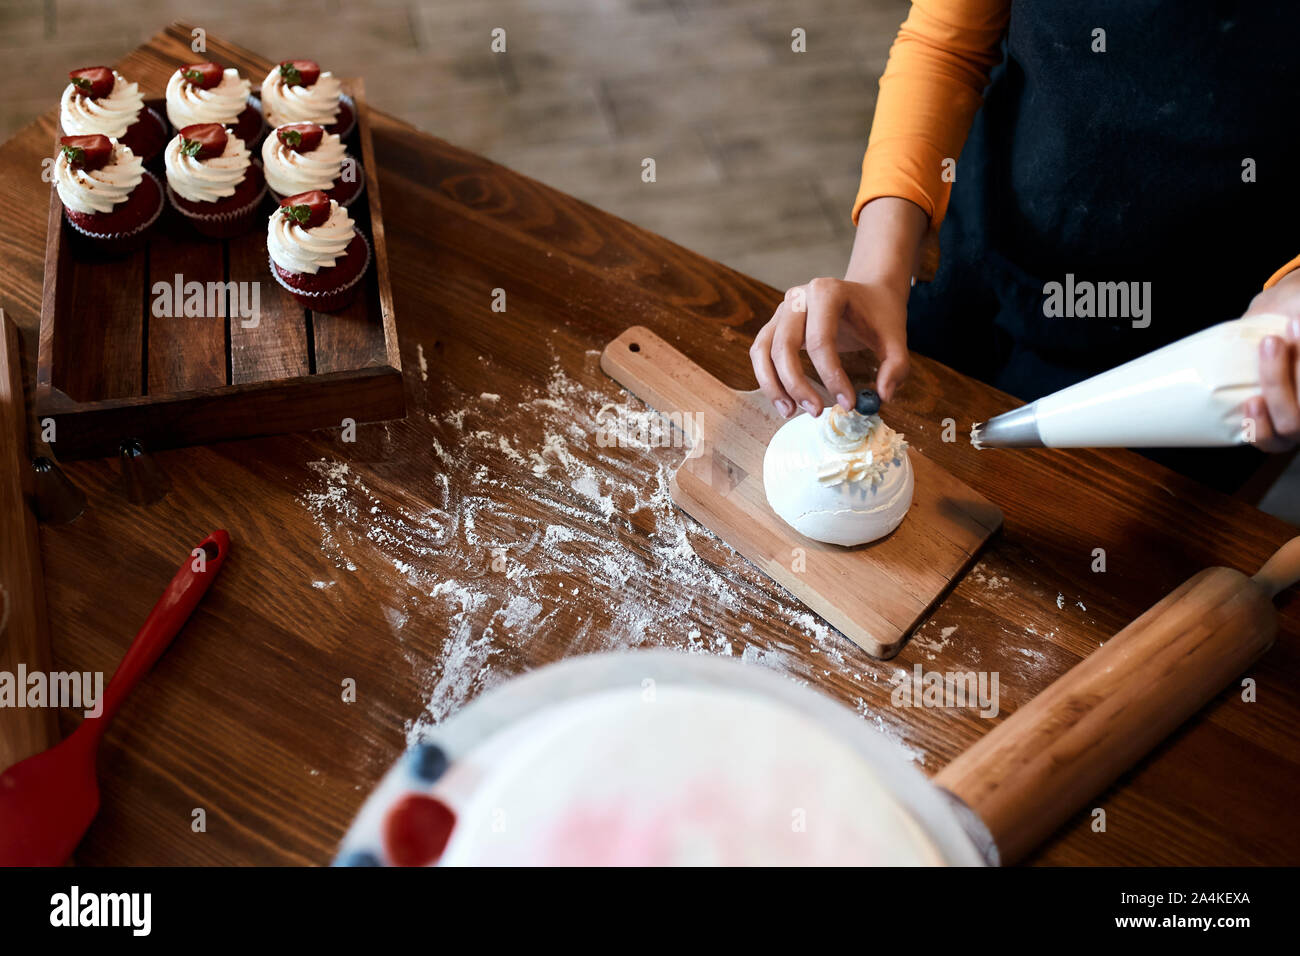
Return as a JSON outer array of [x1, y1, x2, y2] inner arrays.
[[408, 743, 450, 783], [855, 389, 881, 415], [335, 849, 382, 867]]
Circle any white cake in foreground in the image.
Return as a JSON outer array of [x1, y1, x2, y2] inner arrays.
[[763, 405, 913, 546], [334, 653, 990, 866]]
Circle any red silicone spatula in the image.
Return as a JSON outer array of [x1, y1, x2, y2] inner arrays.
[[0, 530, 229, 866]]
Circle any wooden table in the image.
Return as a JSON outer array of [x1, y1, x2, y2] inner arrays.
[[2, 24, 1297, 866]]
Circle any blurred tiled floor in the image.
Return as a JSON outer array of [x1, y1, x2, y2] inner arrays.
[[1, 0, 1295, 522]]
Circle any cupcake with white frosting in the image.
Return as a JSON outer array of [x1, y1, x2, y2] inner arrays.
[[261, 122, 364, 207], [60, 66, 167, 165], [164, 123, 267, 237], [55, 134, 162, 252], [268, 191, 370, 312], [260, 60, 355, 139], [165, 62, 263, 146]]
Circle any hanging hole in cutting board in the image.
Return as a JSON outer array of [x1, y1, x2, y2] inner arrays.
[[629, 343, 640, 352]]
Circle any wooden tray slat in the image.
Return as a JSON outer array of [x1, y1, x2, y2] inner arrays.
[[35, 78, 404, 459], [312, 266, 389, 373], [62, 245, 146, 401], [146, 216, 228, 393], [227, 230, 311, 383]]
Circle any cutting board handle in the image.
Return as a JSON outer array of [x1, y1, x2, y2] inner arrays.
[[599, 325, 733, 445], [935, 541, 1294, 864]]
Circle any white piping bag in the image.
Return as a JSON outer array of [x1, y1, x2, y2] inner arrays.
[[971, 314, 1289, 448]]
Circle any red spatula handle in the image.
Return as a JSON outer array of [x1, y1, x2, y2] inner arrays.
[[88, 530, 229, 735]]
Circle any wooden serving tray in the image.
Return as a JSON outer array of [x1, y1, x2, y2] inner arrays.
[[601, 326, 1003, 658], [35, 79, 404, 460]]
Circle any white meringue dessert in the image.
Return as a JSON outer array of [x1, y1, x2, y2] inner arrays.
[[763, 404, 913, 546]]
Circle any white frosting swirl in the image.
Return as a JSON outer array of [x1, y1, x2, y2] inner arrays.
[[260, 65, 342, 126], [164, 130, 251, 203], [60, 71, 143, 139], [55, 140, 144, 214], [261, 127, 347, 195], [165, 67, 250, 128], [815, 408, 907, 487], [267, 199, 355, 274]]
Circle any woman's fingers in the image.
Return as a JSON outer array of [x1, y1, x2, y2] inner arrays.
[[1246, 396, 1290, 453], [771, 286, 825, 416], [749, 275, 915, 416], [1258, 334, 1300, 445], [805, 279, 855, 410], [874, 326, 911, 401], [749, 314, 795, 417]]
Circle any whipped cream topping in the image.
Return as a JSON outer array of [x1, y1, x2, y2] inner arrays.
[[60, 71, 143, 139], [164, 130, 251, 203], [166, 67, 250, 129], [815, 407, 907, 487], [55, 139, 144, 214], [260, 66, 342, 126], [261, 127, 347, 195], [267, 199, 355, 274]]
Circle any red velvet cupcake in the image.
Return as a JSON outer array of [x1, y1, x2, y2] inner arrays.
[[164, 123, 267, 238], [267, 191, 370, 312], [55, 135, 163, 253], [261, 122, 364, 207], [60, 66, 168, 166], [260, 60, 355, 140], [165, 62, 263, 147]]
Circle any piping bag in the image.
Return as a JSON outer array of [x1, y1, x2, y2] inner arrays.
[[972, 313, 1289, 448]]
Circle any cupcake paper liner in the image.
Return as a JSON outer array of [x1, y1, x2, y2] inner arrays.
[[135, 106, 169, 165], [269, 230, 371, 313], [63, 169, 164, 253], [333, 93, 358, 141], [167, 163, 270, 238], [242, 94, 270, 147]]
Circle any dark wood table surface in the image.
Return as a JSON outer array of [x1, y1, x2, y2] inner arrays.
[[2, 25, 1297, 866]]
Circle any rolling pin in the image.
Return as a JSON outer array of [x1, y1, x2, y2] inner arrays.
[[936, 537, 1300, 864]]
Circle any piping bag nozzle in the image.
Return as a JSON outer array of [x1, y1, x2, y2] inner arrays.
[[970, 403, 1044, 449]]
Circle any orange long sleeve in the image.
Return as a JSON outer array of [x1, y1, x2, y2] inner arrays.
[[853, 0, 1011, 279], [1264, 255, 1300, 289]]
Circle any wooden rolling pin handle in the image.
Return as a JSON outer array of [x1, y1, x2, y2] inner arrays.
[[1252, 536, 1300, 598], [936, 538, 1297, 865]]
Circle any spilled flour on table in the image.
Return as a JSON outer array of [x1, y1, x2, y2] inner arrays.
[[295, 347, 924, 762]]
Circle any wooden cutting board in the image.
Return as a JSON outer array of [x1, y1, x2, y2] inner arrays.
[[600, 326, 1003, 658]]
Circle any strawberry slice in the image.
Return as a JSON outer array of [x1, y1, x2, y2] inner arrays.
[[279, 190, 331, 229], [278, 59, 320, 88], [69, 66, 115, 99], [59, 134, 113, 172], [179, 62, 224, 90], [276, 122, 324, 153], [178, 123, 228, 160]]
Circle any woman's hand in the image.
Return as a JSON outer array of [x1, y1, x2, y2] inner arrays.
[[1243, 269, 1300, 452], [749, 196, 929, 418], [750, 277, 910, 417]]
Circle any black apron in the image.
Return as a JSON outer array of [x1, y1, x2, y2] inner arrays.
[[907, 1, 1296, 491]]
